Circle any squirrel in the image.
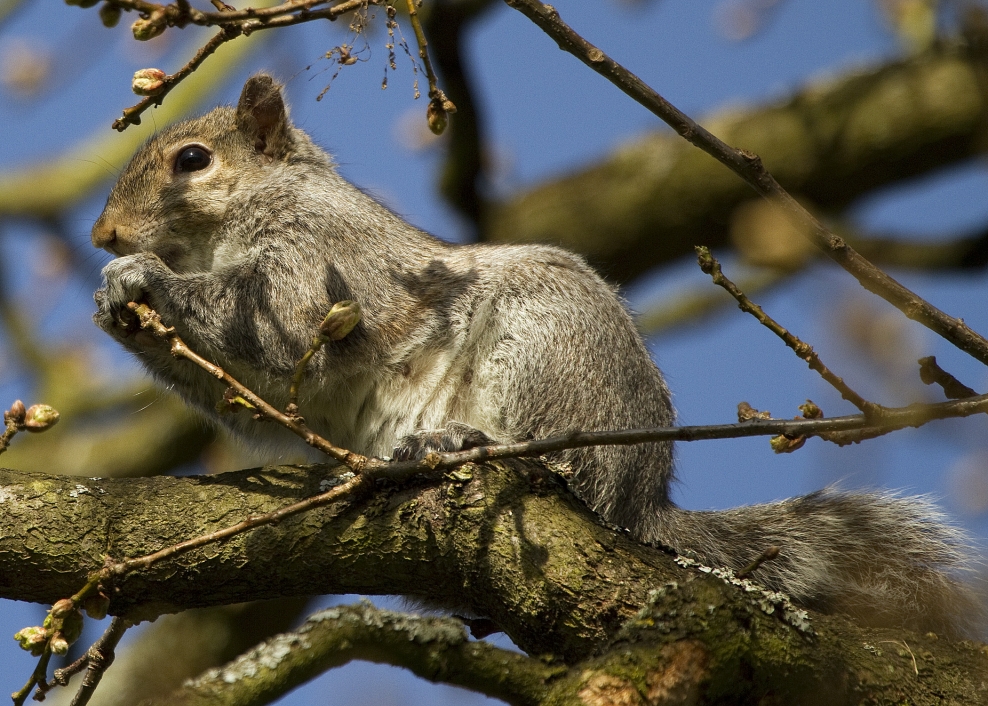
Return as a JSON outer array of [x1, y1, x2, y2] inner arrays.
[[93, 74, 975, 634]]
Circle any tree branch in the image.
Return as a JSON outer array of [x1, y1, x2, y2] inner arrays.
[[487, 41, 988, 281], [149, 603, 554, 706], [3, 462, 988, 704]]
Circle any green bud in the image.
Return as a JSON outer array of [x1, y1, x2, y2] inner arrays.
[[13, 626, 48, 656], [100, 2, 122, 27], [60, 609, 84, 644], [319, 300, 361, 341], [426, 101, 447, 136], [82, 593, 110, 620], [24, 404, 59, 432], [132, 14, 165, 41]]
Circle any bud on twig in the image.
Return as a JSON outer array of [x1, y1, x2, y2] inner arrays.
[[426, 100, 448, 135], [24, 404, 59, 432], [49, 633, 70, 655], [100, 2, 122, 28], [319, 300, 361, 341], [82, 592, 111, 620], [4, 399, 25, 426], [132, 9, 166, 41], [132, 68, 166, 96], [13, 626, 48, 656]]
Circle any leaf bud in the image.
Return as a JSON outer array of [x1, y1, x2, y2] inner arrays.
[[4, 399, 25, 426], [24, 404, 59, 432], [319, 300, 361, 341], [100, 2, 122, 27], [426, 101, 448, 136], [132, 11, 166, 41], [132, 68, 166, 96], [50, 598, 75, 618], [60, 609, 84, 644], [13, 626, 48, 656], [49, 632, 70, 655], [82, 592, 110, 620]]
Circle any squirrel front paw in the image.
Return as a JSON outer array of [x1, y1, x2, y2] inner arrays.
[[94, 253, 167, 337], [392, 421, 495, 460]]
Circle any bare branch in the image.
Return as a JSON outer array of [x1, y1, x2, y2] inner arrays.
[[128, 302, 368, 470], [113, 25, 241, 131], [918, 355, 979, 399], [695, 246, 881, 416], [502, 0, 988, 368], [149, 603, 554, 706]]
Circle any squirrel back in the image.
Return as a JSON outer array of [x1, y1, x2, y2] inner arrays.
[[92, 75, 977, 635]]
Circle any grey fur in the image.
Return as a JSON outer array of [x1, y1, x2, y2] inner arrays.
[[93, 75, 977, 634]]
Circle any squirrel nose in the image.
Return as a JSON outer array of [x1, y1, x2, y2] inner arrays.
[[92, 220, 137, 255], [92, 220, 117, 250]]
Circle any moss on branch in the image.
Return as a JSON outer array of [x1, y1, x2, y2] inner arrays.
[[1, 461, 987, 704]]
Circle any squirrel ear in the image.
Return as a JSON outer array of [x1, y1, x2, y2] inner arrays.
[[236, 74, 291, 158]]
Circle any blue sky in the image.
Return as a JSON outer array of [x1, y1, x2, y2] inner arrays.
[[3, 1, 988, 703]]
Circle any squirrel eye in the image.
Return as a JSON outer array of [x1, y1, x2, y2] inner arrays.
[[175, 146, 211, 173]]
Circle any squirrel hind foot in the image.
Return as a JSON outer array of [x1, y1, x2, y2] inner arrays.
[[392, 422, 495, 461]]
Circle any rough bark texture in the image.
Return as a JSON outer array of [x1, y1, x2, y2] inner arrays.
[[485, 40, 988, 281], [2, 461, 988, 704]]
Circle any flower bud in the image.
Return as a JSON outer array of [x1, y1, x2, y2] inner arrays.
[[24, 404, 59, 432], [13, 626, 48, 656], [426, 101, 447, 136], [50, 598, 75, 618], [100, 2, 122, 27], [132, 68, 166, 96], [60, 609, 84, 644], [319, 300, 361, 341], [49, 633, 70, 655], [4, 399, 25, 426], [132, 11, 165, 41]]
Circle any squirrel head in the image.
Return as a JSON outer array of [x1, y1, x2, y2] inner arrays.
[[92, 74, 304, 271]]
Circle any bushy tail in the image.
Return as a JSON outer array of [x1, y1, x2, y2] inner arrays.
[[653, 489, 979, 635]]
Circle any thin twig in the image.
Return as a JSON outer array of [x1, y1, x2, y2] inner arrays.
[[117, 467, 370, 576], [403, 0, 456, 130], [0, 416, 18, 455], [109, 0, 380, 131], [502, 0, 988, 369], [113, 25, 241, 131], [31, 617, 130, 706], [696, 246, 882, 418], [917, 355, 978, 399], [131, 302, 988, 476], [11, 649, 51, 706], [128, 302, 368, 470], [66, 617, 131, 706], [736, 545, 780, 579], [88, 303, 988, 600]]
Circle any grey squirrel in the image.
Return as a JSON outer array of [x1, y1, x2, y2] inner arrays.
[[93, 75, 975, 634]]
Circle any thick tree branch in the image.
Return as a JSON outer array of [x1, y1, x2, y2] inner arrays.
[[487, 40, 988, 282], [2, 462, 988, 704]]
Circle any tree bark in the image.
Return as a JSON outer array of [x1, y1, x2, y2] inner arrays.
[[2, 461, 987, 704]]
